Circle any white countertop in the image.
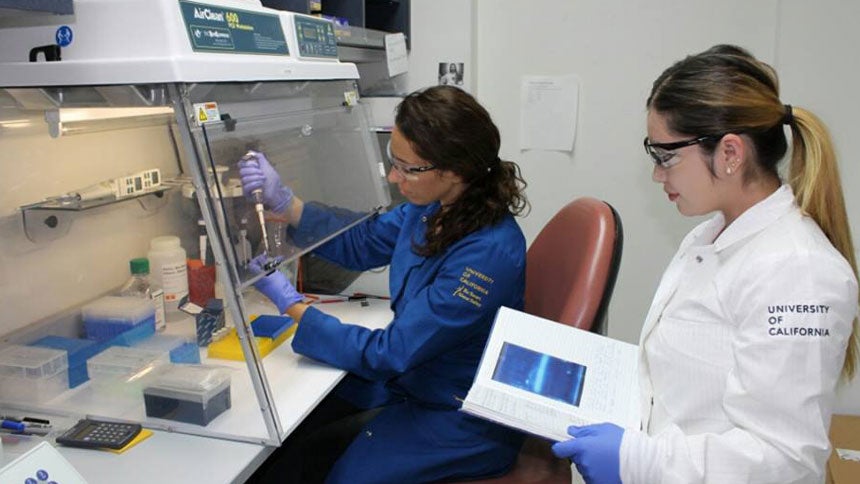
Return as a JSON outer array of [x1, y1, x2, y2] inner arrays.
[[2, 297, 393, 484]]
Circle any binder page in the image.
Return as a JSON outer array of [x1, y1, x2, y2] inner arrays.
[[462, 306, 639, 441]]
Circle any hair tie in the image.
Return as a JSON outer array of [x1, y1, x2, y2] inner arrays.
[[782, 104, 794, 126]]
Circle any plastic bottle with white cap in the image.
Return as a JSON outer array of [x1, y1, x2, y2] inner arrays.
[[118, 257, 166, 331], [147, 235, 188, 321]]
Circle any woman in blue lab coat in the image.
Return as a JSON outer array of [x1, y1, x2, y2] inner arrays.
[[242, 85, 529, 483]]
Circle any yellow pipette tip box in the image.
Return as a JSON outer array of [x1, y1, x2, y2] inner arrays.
[[207, 315, 296, 361]]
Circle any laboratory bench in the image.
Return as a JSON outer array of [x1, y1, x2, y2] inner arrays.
[[3, 298, 393, 484]]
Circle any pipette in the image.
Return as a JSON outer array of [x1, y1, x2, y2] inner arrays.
[[242, 151, 270, 254]]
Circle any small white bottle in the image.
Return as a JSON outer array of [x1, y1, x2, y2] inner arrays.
[[148, 235, 188, 321], [118, 257, 167, 331]]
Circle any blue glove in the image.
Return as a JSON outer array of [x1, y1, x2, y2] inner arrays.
[[248, 255, 303, 313], [551, 423, 624, 484], [237, 151, 293, 213]]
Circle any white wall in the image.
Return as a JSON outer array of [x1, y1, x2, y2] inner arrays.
[[775, 0, 860, 414], [474, 0, 780, 345], [776, 0, 860, 263], [405, 0, 475, 93]]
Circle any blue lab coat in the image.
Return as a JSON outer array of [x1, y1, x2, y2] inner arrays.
[[289, 201, 527, 483]]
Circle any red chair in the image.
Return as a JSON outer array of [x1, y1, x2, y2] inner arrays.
[[457, 197, 624, 484], [524, 197, 622, 337]]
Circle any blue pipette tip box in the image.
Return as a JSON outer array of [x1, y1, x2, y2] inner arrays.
[[29, 336, 105, 388], [251, 315, 294, 340], [82, 296, 156, 343]]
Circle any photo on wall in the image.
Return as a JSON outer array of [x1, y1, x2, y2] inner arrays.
[[438, 62, 464, 86]]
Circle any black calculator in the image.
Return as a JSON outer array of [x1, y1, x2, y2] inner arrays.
[[56, 418, 142, 450]]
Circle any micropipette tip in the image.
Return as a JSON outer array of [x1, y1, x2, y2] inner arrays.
[[256, 202, 270, 253]]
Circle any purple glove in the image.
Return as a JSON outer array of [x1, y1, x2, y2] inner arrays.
[[248, 255, 303, 313], [237, 151, 293, 213], [551, 423, 624, 484]]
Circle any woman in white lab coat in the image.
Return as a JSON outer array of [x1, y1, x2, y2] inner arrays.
[[552, 44, 859, 484]]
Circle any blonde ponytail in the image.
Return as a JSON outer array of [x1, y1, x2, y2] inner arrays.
[[789, 107, 859, 380]]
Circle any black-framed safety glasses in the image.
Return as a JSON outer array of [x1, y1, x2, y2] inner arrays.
[[643, 134, 724, 169], [386, 140, 437, 180]]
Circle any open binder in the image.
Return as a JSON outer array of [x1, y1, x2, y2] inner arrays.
[[460, 306, 640, 442]]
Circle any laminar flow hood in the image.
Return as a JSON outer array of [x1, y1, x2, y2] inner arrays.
[[0, 0, 358, 86]]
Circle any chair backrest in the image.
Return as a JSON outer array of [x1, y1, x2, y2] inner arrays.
[[524, 197, 623, 335]]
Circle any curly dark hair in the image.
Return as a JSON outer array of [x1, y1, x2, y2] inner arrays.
[[395, 86, 528, 257]]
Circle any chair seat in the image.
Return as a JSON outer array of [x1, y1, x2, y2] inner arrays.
[[458, 437, 571, 484]]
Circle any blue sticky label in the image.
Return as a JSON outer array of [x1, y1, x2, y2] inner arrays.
[[179, 1, 288, 55], [55, 26, 73, 47]]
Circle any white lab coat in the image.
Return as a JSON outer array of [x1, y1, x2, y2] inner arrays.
[[619, 185, 858, 484]]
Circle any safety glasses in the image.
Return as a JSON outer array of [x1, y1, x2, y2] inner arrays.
[[386, 140, 437, 180], [643, 134, 724, 169]]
